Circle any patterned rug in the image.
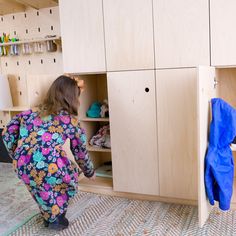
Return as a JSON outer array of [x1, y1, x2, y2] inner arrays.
[[1, 163, 236, 236], [7, 193, 236, 236], [0, 163, 39, 236]]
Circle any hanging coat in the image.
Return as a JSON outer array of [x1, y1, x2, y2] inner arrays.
[[205, 98, 236, 210]]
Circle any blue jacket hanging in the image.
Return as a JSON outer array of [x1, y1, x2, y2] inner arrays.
[[205, 98, 236, 210]]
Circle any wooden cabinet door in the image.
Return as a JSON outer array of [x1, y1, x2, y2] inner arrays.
[[156, 68, 198, 200], [107, 70, 159, 195], [153, 0, 210, 68], [197, 66, 216, 227], [103, 0, 154, 71], [59, 0, 106, 73], [211, 0, 236, 66]]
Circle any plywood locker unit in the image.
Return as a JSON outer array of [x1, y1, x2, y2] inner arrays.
[[156, 68, 198, 200], [103, 0, 154, 71], [107, 70, 159, 195], [210, 0, 236, 66], [58, 0, 106, 73], [153, 0, 210, 68], [76, 74, 112, 190]]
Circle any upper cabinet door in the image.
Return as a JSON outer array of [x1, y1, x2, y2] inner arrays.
[[153, 0, 210, 69], [156, 68, 198, 200], [211, 0, 236, 66], [59, 0, 106, 73], [197, 66, 216, 227], [103, 0, 155, 71], [108, 70, 159, 195]]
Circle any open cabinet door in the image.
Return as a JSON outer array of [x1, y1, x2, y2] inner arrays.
[[197, 66, 217, 227]]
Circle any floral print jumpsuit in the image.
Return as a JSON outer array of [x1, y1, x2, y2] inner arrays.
[[2, 109, 94, 223]]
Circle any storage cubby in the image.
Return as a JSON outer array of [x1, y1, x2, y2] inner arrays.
[[76, 74, 113, 189]]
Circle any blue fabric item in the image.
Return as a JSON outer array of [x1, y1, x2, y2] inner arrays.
[[205, 98, 236, 210], [86, 102, 101, 118]]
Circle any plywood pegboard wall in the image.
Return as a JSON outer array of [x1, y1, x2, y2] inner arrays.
[[0, 6, 63, 107]]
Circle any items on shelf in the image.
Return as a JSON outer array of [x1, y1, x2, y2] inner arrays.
[[86, 99, 109, 118], [0, 33, 10, 56], [95, 161, 112, 178], [100, 99, 109, 118], [0, 34, 60, 56], [89, 124, 111, 149]]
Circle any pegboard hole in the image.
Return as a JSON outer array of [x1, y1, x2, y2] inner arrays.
[[145, 87, 149, 93], [24, 13, 27, 18], [1, 17, 3, 22], [18, 76, 20, 81], [37, 11, 39, 16], [41, 59, 43, 64], [38, 27, 40, 32], [14, 31, 16, 35], [17, 61, 19, 66], [28, 60, 31, 65], [53, 58, 56, 63], [0, 120, 2, 124], [19, 91, 22, 96], [12, 15, 15, 20], [26, 29, 28, 34], [50, 9, 52, 14], [5, 62, 8, 67], [51, 26, 54, 31]]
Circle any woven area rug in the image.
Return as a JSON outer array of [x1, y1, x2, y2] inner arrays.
[[0, 163, 39, 236], [8, 191, 236, 236]]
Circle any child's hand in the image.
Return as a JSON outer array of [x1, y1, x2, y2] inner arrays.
[[89, 172, 96, 181]]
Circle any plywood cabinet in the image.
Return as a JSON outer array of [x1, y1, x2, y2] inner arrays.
[[153, 0, 210, 68], [103, 0, 154, 71], [59, 0, 106, 73], [156, 68, 198, 200], [107, 70, 159, 195], [210, 0, 236, 66]]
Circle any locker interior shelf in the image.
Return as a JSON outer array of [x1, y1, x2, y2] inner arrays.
[[80, 117, 109, 122], [79, 176, 113, 190], [87, 145, 111, 153]]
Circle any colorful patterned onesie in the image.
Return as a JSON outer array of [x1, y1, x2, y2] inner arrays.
[[2, 109, 94, 222]]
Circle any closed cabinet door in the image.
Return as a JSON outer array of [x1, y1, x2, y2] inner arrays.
[[153, 0, 210, 68], [103, 0, 155, 71], [108, 70, 159, 195], [197, 66, 216, 227], [59, 0, 106, 73], [211, 0, 236, 66], [156, 68, 198, 200]]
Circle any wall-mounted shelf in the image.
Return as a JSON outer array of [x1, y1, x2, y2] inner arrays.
[[0, 36, 61, 47]]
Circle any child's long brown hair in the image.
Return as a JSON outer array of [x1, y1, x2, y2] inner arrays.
[[39, 75, 80, 117]]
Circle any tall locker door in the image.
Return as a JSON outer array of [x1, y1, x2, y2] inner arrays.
[[153, 0, 210, 68], [59, 0, 106, 73], [211, 0, 236, 66], [108, 70, 159, 195], [156, 68, 198, 200], [197, 66, 216, 227], [103, 0, 155, 71]]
